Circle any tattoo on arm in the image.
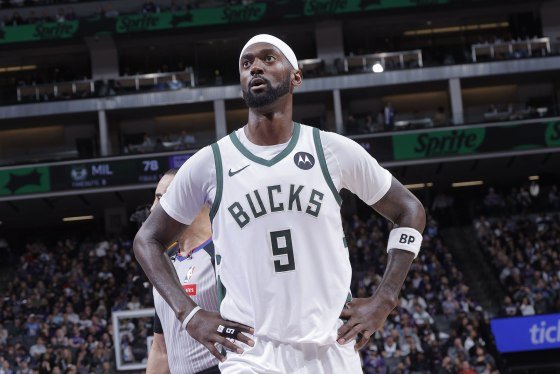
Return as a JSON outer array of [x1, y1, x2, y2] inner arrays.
[[133, 204, 198, 322]]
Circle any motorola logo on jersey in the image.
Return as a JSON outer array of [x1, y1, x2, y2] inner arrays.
[[294, 152, 315, 170]]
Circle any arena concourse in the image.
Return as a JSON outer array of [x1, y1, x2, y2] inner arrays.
[[1, 0, 560, 373]]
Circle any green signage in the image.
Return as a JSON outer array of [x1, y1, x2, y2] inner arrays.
[[116, 3, 267, 34], [393, 128, 485, 160], [0, 166, 51, 196], [0, 21, 79, 45], [0, 1, 456, 44], [304, 0, 450, 16], [545, 121, 560, 147]]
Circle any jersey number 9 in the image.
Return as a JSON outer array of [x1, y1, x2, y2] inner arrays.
[[270, 229, 295, 272]]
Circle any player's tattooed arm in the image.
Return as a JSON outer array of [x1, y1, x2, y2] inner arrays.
[[338, 176, 426, 350], [133, 204, 254, 361], [134, 203, 194, 322]]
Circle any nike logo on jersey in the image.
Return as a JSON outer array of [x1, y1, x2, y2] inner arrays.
[[228, 165, 250, 177]]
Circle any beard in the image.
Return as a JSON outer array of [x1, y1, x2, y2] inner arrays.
[[242, 75, 291, 108]]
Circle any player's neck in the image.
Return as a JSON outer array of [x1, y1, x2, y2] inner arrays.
[[180, 214, 212, 256], [246, 98, 294, 146], [181, 229, 211, 256]]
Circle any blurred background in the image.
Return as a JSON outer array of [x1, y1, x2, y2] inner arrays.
[[0, 0, 559, 372]]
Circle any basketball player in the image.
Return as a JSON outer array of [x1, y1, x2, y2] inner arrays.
[[134, 34, 425, 373], [145, 169, 222, 374]]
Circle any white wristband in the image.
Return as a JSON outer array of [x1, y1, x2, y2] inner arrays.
[[387, 227, 422, 259], [181, 306, 201, 330]]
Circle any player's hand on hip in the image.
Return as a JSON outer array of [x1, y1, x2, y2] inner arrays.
[[337, 296, 396, 351], [186, 309, 255, 362]]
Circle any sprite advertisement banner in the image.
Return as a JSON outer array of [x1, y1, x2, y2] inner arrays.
[[0, 166, 51, 196], [0, 0, 452, 44], [390, 120, 560, 161], [0, 120, 559, 198], [303, 0, 450, 16], [0, 21, 79, 45], [116, 3, 267, 33], [393, 128, 485, 160]]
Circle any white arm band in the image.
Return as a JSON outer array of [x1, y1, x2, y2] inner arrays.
[[387, 227, 422, 259], [181, 306, 201, 330]]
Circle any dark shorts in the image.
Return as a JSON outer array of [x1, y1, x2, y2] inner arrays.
[[197, 365, 220, 374]]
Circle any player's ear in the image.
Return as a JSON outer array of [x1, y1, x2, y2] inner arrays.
[[291, 69, 302, 90]]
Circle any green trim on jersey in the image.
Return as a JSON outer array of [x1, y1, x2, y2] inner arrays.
[[216, 254, 226, 308], [228, 122, 301, 167], [343, 237, 348, 248], [210, 143, 223, 222], [312, 128, 342, 206]]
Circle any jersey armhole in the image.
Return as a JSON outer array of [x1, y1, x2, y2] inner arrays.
[[209, 143, 223, 223], [312, 128, 342, 206], [153, 310, 163, 334]]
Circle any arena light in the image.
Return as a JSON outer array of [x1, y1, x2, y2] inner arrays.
[[372, 63, 384, 73], [0, 64, 37, 73], [403, 22, 509, 36], [404, 183, 433, 190], [529, 175, 540, 181], [452, 180, 483, 188], [63, 215, 94, 222]]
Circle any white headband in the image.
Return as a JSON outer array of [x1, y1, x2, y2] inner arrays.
[[240, 34, 298, 70]]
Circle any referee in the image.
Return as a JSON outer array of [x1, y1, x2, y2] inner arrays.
[[146, 168, 220, 374]]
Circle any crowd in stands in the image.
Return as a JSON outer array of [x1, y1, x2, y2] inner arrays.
[[0, 236, 153, 373], [124, 131, 198, 154], [474, 182, 560, 319], [345, 104, 448, 135], [0, 0, 254, 25], [0, 201, 502, 373], [480, 182, 559, 216], [345, 212, 498, 373], [346, 100, 556, 135], [483, 103, 552, 122]]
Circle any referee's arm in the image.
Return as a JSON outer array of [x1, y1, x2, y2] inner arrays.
[[147, 312, 169, 374]]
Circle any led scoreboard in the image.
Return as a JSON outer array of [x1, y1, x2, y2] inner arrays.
[[0, 153, 194, 198], [50, 156, 170, 190]]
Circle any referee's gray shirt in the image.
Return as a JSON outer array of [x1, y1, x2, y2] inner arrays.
[[153, 239, 219, 373]]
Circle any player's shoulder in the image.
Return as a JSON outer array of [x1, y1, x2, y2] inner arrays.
[[180, 144, 214, 167], [305, 126, 358, 149]]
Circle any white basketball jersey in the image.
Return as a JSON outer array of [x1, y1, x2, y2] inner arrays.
[[210, 123, 352, 345], [152, 240, 219, 373]]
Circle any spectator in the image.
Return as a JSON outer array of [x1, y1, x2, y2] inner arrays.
[[55, 7, 65, 23], [141, 1, 159, 13], [24, 315, 40, 337], [548, 184, 559, 210], [519, 297, 535, 316], [28, 336, 46, 358], [459, 360, 477, 374], [346, 114, 359, 134], [471, 346, 496, 372], [483, 187, 505, 214], [40, 10, 52, 23], [433, 106, 448, 126], [104, 5, 119, 18], [180, 130, 196, 147], [10, 11, 25, 25], [26, 10, 37, 24], [384, 102, 395, 131], [382, 335, 399, 358], [65, 7, 76, 21], [500, 296, 518, 316]]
